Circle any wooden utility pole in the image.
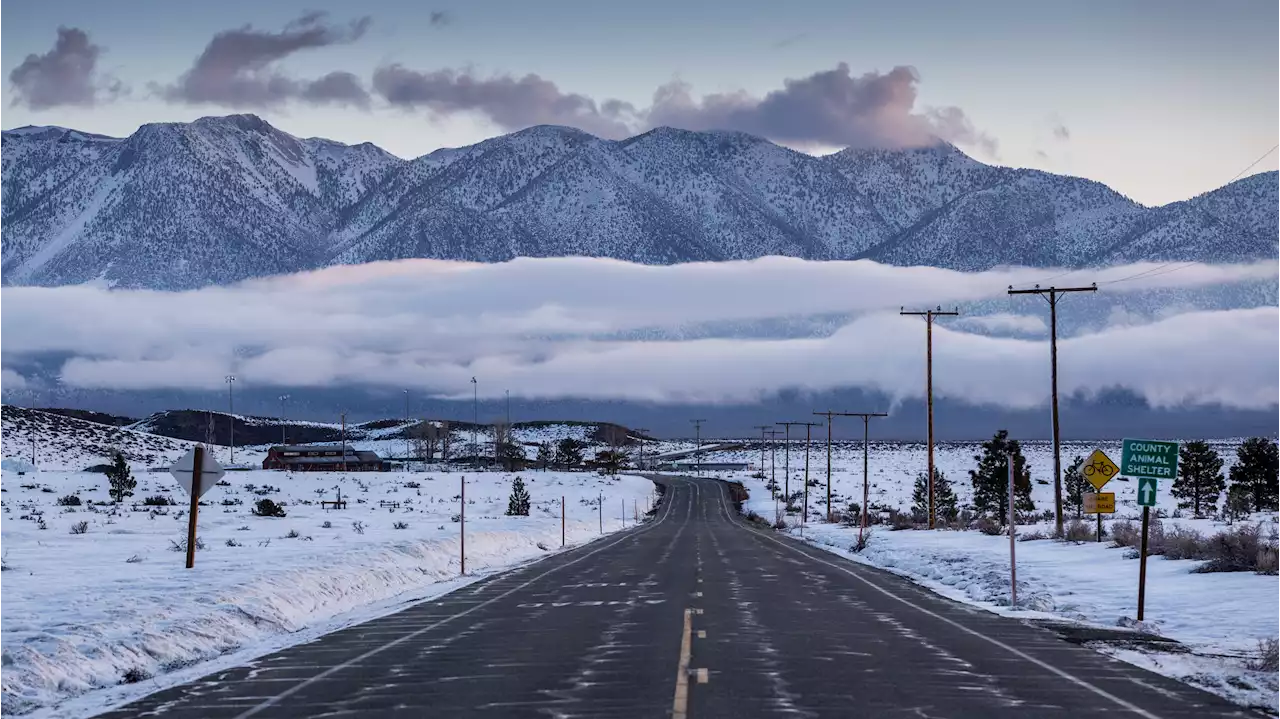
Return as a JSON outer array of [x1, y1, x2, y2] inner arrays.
[[1007, 283, 1097, 537], [795, 421, 822, 527], [635, 428, 650, 470], [341, 412, 348, 472], [824, 412, 891, 542], [690, 419, 706, 476], [460, 475, 466, 574], [765, 429, 781, 499], [753, 425, 772, 479], [776, 421, 806, 503], [561, 495, 566, 547], [185, 445, 204, 569], [901, 307, 959, 529]]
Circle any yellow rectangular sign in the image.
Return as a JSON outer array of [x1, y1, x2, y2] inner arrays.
[[1084, 449, 1119, 491], [1084, 492, 1116, 514]]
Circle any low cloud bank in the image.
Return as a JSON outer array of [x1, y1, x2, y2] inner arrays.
[[3, 257, 1275, 410]]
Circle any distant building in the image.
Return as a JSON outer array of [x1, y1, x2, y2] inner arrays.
[[262, 445, 385, 471]]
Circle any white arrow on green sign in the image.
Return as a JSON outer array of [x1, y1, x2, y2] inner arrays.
[[1137, 477, 1158, 507], [1120, 438, 1179, 480]]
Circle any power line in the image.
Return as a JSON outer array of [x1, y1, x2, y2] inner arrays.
[[900, 307, 959, 529], [1226, 144, 1278, 185]]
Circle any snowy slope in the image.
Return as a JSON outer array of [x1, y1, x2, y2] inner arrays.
[[3, 115, 1275, 290], [1, 406, 196, 470]]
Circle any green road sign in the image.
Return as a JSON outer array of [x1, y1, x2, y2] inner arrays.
[[1120, 438, 1179, 480], [1137, 477, 1158, 507]]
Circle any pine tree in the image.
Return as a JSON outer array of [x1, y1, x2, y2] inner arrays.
[[535, 443, 553, 471], [1064, 455, 1087, 519], [556, 438, 585, 470], [1229, 437, 1279, 512], [1172, 441, 1225, 517], [105, 452, 136, 504], [505, 476, 531, 516], [969, 430, 1034, 521], [911, 468, 957, 523]]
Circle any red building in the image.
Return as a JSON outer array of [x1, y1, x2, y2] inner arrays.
[[262, 445, 385, 471]]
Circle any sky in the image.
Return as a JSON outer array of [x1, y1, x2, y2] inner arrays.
[[2, 258, 1276, 411], [1, 0, 1276, 206]]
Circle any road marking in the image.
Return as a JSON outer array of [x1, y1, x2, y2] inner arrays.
[[718, 482, 1164, 719], [695, 667, 709, 684], [697, 630, 706, 639], [672, 608, 693, 719], [231, 473, 681, 719]]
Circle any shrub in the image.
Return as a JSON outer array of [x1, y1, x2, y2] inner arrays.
[[1257, 546, 1279, 576], [1111, 520, 1140, 548], [1018, 529, 1048, 542], [839, 502, 862, 527], [1194, 524, 1269, 573], [125, 554, 142, 563], [351, 520, 366, 535], [168, 537, 206, 552], [284, 528, 300, 539], [143, 495, 173, 506], [393, 521, 409, 530], [404, 481, 421, 489], [69, 521, 89, 535], [1249, 638, 1279, 672], [322, 520, 333, 529], [225, 538, 242, 547], [1154, 525, 1209, 561], [850, 529, 873, 553], [974, 517, 1003, 536], [56, 494, 82, 506], [1063, 519, 1095, 543], [772, 517, 788, 530], [887, 509, 915, 531], [251, 498, 287, 518], [122, 667, 150, 684]]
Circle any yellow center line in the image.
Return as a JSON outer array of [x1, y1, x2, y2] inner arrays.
[[672, 607, 694, 719]]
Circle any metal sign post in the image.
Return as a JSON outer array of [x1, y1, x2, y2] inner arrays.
[[1084, 449, 1119, 543], [185, 447, 203, 569], [460, 476, 466, 575], [1121, 438, 1178, 622], [1007, 451, 1017, 609], [562, 495, 566, 547]]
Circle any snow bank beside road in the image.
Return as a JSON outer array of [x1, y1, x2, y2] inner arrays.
[[1, 469, 657, 716]]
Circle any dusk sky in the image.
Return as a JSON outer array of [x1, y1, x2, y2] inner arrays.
[[3, 0, 1276, 206]]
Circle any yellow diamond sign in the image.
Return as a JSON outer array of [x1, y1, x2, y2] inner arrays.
[[1084, 449, 1119, 490]]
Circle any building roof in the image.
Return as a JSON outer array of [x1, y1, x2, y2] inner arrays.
[[269, 444, 356, 455], [269, 455, 378, 466]]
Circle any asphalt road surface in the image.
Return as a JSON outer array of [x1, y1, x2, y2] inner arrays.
[[98, 475, 1256, 718]]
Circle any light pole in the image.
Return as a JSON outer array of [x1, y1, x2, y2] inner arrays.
[[279, 394, 289, 446], [403, 389, 410, 460], [225, 375, 236, 464], [470, 377, 478, 468], [635, 428, 650, 470]]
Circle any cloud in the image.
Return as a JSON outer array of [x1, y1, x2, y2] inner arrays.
[[8, 27, 125, 109], [371, 61, 994, 153], [372, 65, 636, 139], [1, 258, 1274, 411], [157, 12, 371, 108], [429, 11, 452, 26], [1, 369, 29, 390], [772, 33, 809, 49], [953, 313, 1048, 335], [1053, 122, 1070, 141], [644, 64, 996, 154]]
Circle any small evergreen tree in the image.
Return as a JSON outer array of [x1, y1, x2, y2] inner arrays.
[[1064, 455, 1088, 519], [594, 449, 629, 475], [969, 430, 1034, 521], [1172, 441, 1225, 517], [910, 468, 958, 523], [505, 476, 531, 516], [252, 498, 287, 517], [105, 452, 136, 504], [1229, 437, 1279, 512], [556, 438, 585, 470], [535, 442, 553, 471], [497, 441, 526, 472]]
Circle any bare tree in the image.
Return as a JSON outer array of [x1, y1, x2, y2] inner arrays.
[[439, 420, 452, 462], [493, 419, 510, 466], [409, 421, 441, 462]]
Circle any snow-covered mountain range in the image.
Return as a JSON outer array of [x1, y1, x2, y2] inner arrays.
[[3, 114, 1276, 290]]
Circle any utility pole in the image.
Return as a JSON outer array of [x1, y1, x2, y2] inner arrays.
[[765, 429, 781, 499], [841, 412, 889, 543], [279, 394, 289, 446], [753, 425, 772, 480], [635, 428, 650, 470], [793, 421, 822, 526], [403, 389, 410, 461], [814, 411, 881, 522], [470, 377, 478, 469], [225, 375, 236, 464], [776, 421, 806, 503], [900, 307, 958, 529], [1008, 283, 1097, 537], [341, 412, 347, 472], [690, 419, 706, 476]]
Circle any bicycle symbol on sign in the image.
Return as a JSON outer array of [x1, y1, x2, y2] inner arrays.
[[1083, 461, 1116, 478]]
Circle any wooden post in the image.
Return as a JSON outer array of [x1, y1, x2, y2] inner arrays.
[[1096, 509, 1103, 543], [186, 446, 204, 569], [1008, 451, 1017, 609], [1137, 506, 1150, 621], [561, 495, 566, 547], [860, 417, 870, 544], [598, 491, 602, 534], [460, 475, 466, 575], [621, 498, 625, 528]]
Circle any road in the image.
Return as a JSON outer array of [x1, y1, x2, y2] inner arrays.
[[99, 475, 1254, 718]]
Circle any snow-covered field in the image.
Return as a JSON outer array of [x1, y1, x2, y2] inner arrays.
[[0, 467, 657, 717], [716, 447, 1280, 711]]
